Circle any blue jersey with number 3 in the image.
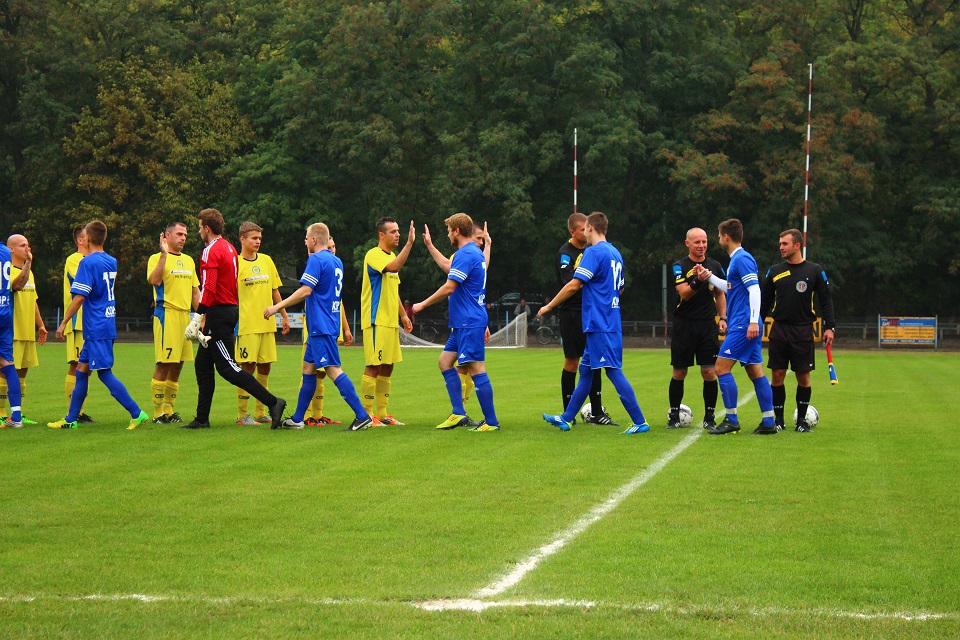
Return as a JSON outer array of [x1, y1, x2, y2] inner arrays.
[[447, 243, 487, 329], [70, 251, 118, 340], [574, 241, 624, 333], [300, 249, 343, 337]]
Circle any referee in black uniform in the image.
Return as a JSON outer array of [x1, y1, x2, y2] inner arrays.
[[760, 229, 835, 432], [668, 228, 727, 430], [556, 212, 614, 425]]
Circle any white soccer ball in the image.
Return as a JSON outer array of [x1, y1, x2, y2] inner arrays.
[[793, 405, 819, 428], [580, 403, 606, 422], [667, 404, 694, 427]]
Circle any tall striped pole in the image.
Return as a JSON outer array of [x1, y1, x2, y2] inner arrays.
[[802, 63, 813, 260], [573, 128, 578, 214]]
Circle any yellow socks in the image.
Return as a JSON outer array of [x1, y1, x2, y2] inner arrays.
[[460, 372, 474, 405], [164, 381, 179, 415], [237, 389, 250, 418], [151, 379, 166, 419], [375, 376, 391, 418], [312, 379, 325, 419], [360, 374, 377, 416], [254, 372, 269, 419]]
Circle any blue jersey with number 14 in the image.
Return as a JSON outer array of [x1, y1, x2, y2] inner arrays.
[[574, 240, 624, 333], [300, 249, 343, 337], [447, 242, 487, 329], [70, 251, 118, 340]]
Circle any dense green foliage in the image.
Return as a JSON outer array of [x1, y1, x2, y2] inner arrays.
[[2, 1, 959, 318]]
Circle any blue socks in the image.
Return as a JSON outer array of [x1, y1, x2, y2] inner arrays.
[[606, 368, 646, 425], [442, 368, 465, 415], [752, 375, 776, 426], [1, 364, 22, 422], [333, 372, 367, 420], [66, 369, 89, 422], [718, 372, 739, 422], [472, 372, 498, 426], [293, 373, 316, 422], [98, 369, 141, 417], [562, 364, 594, 422]]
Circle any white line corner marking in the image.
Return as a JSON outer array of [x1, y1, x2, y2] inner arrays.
[[474, 393, 753, 599]]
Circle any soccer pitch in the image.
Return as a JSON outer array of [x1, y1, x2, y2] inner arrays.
[[2, 344, 958, 638]]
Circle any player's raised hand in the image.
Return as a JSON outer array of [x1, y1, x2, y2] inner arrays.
[[159, 232, 169, 254], [483, 221, 491, 243], [422, 224, 433, 247], [406, 219, 416, 245]]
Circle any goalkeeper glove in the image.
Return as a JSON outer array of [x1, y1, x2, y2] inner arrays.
[[185, 313, 204, 342]]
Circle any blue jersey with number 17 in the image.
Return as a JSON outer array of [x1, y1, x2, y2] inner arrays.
[[447, 242, 487, 329], [300, 249, 343, 337], [574, 241, 624, 333], [70, 251, 118, 340]]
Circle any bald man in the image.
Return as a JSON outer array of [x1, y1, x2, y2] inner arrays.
[[667, 228, 727, 430], [2, 235, 46, 424]]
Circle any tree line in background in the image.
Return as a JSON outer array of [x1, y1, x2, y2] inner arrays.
[[2, 0, 958, 321]]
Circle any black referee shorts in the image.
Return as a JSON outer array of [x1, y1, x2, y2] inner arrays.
[[670, 318, 719, 369], [766, 322, 816, 373], [558, 309, 586, 359]]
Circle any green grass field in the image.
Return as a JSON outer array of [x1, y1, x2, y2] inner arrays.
[[2, 343, 958, 638]]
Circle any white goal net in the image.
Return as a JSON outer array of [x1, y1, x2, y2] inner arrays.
[[398, 312, 528, 348]]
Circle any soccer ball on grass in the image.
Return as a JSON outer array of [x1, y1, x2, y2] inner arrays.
[[666, 404, 694, 427], [580, 403, 607, 422], [792, 405, 819, 428]]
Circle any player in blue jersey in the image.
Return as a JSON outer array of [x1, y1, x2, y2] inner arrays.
[[538, 212, 650, 434], [264, 222, 371, 432], [696, 218, 777, 435], [0, 240, 29, 428], [48, 220, 149, 430], [412, 213, 499, 432]]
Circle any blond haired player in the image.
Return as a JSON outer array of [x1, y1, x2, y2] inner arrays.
[[147, 221, 200, 423], [303, 235, 353, 425], [422, 222, 491, 407], [235, 221, 289, 424], [2, 234, 46, 425], [360, 217, 415, 425], [62, 225, 94, 422]]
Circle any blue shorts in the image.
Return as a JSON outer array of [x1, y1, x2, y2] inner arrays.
[[444, 327, 486, 366], [582, 331, 623, 369], [304, 334, 341, 369], [79, 339, 115, 371], [718, 326, 763, 365], [0, 324, 12, 362]]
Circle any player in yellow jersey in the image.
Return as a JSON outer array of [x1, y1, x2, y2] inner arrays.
[[235, 221, 289, 425], [62, 225, 94, 423], [423, 221, 492, 408], [303, 235, 352, 425], [147, 222, 201, 423], [360, 217, 415, 426], [1, 235, 46, 425]]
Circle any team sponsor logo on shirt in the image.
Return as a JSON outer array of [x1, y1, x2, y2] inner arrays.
[[773, 270, 791, 283]]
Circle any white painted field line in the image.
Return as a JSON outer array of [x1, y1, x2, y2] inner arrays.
[[2, 593, 953, 622], [474, 392, 755, 599]]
